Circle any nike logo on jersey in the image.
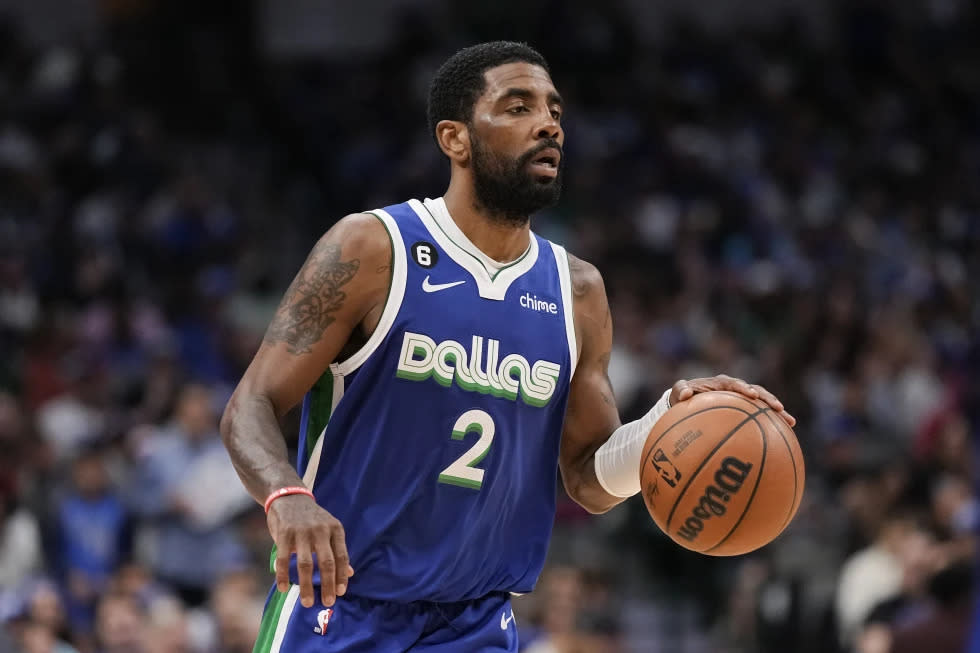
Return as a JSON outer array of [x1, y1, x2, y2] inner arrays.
[[500, 610, 515, 630], [422, 276, 466, 293], [395, 331, 561, 407]]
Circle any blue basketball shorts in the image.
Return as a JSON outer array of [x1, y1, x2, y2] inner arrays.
[[253, 585, 519, 652]]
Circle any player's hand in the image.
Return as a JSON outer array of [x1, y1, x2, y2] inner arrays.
[[670, 374, 796, 427], [267, 494, 355, 608]]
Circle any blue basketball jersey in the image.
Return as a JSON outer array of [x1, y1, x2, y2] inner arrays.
[[290, 197, 577, 603]]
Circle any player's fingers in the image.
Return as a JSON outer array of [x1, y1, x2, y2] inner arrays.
[[673, 380, 694, 402], [778, 410, 797, 428], [330, 524, 351, 598], [751, 384, 785, 412], [316, 526, 337, 607], [317, 553, 335, 607], [715, 375, 759, 398], [274, 531, 293, 594], [295, 535, 316, 608]]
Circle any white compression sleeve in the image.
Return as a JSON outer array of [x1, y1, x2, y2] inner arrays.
[[593, 388, 672, 498]]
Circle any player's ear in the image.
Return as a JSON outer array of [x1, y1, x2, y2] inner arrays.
[[435, 120, 469, 163]]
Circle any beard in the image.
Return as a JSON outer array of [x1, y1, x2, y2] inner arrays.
[[469, 136, 564, 226]]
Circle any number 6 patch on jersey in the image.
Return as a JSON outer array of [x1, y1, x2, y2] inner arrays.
[[411, 241, 438, 268]]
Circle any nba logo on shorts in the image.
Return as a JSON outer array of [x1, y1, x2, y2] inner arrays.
[[314, 608, 333, 635]]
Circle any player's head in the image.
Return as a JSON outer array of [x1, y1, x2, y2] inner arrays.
[[428, 41, 564, 225]]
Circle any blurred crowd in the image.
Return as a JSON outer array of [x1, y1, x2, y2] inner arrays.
[[0, 1, 978, 652]]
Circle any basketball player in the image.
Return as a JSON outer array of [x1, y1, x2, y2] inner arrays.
[[221, 41, 796, 652]]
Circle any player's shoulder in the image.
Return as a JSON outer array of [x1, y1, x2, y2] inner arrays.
[[565, 252, 609, 354], [565, 252, 606, 301], [328, 211, 391, 242], [317, 212, 393, 264]]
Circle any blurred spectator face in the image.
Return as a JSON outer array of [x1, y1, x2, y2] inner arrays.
[[29, 583, 66, 634], [96, 594, 145, 653], [143, 597, 190, 653], [855, 623, 892, 653], [841, 466, 909, 539], [0, 393, 26, 486], [878, 515, 916, 551], [19, 621, 58, 653], [112, 563, 154, 597], [175, 384, 215, 440], [0, 391, 26, 441], [212, 571, 261, 651], [896, 527, 938, 595], [841, 476, 880, 537], [72, 451, 109, 498], [211, 570, 255, 616], [935, 415, 970, 476], [538, 566, 584, 635], [65, 353, 109, 406], [932, 475, 977, 537]]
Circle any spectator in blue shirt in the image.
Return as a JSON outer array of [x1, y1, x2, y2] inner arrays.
[[127, 384, 249, 606], [54, 446, 131, 636]]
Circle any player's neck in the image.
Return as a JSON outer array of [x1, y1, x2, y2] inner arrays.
[[442, 186, 531, 263]]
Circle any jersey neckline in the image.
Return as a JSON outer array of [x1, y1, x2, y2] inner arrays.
[[409, 198, 540, 301]]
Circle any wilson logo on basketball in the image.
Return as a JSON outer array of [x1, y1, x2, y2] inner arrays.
[[676, 457, 754, 543]]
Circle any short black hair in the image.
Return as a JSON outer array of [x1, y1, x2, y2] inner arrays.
[[427, 41, 550, 141]]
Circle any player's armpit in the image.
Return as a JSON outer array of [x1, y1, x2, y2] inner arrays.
[[221, 212, 392, 503], [558, 254, 625, 514]]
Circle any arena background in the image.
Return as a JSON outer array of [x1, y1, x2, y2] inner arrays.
[[0, 1, 977, 651]]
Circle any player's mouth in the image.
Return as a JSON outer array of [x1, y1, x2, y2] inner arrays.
[[528, 148, 560, 177]]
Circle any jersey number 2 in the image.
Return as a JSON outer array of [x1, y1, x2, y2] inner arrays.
[[438, 409, 495, 490]]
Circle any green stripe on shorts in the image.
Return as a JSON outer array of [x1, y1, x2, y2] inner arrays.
[[253, 589, 288, 653]]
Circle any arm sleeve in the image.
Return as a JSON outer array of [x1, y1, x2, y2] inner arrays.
[[593, 388, 671, 498]]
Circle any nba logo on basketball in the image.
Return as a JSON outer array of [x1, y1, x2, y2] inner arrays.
[[314, 608, 333, 635], [651, 448, 682, 488]]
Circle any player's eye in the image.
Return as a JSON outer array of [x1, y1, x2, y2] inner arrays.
[[550, 109, 562, 120], [507, 105, 530, 114]]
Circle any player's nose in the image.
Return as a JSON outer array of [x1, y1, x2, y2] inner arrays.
[[535, 114, 561, 141]]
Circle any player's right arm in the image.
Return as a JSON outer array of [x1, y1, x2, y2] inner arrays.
[[559, 255, 795, 515], [220, 212, 392, 609]]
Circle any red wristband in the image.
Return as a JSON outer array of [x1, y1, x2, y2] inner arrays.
[[264, 486, 315, 513]]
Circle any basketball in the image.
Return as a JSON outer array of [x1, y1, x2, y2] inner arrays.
[[640, 391, 805, 556]]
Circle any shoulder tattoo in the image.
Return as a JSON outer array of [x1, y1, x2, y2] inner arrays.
[[264, 241, 360, 355]]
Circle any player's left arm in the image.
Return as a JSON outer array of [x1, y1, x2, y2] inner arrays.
[[558, 254, 796, 515], [557, 255, 623, 514]]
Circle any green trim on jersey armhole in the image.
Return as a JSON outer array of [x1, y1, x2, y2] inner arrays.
[[303, 371, 334, 470], [550, 242, 579, 377], [364, 209, 396, 301], [302, 209, 394, 466], [253, 589, 288, 653], [336, 208, 406, 375]]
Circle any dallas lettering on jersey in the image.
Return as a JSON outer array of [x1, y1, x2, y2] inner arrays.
[[395, 331, 560, 407]]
